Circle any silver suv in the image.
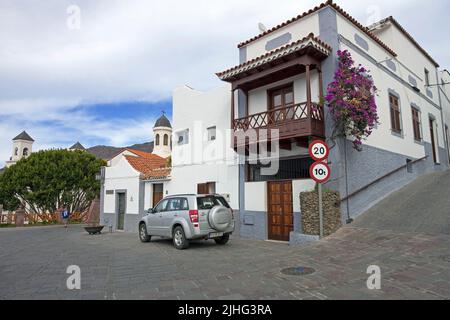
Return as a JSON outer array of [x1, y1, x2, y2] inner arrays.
[[138, 194, 235, 250]]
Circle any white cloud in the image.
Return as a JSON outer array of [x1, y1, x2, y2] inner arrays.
[[0, 0, 449, 166]]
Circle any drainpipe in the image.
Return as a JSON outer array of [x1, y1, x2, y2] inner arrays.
[[435, 69, 450, 166]]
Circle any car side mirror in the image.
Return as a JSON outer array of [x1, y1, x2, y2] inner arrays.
[[147, 208, 154, 214]]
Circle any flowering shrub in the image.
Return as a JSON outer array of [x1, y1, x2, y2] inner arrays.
[[326, 50, 379, 150]]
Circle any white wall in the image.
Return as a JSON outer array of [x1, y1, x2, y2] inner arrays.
[[108, 150, 136, 167], [245, 182, 266, 211], [243, 14, 320, 61], [247, 72, 320, 116], [103, 157, 141, 215], [372, 24, 439, 105], [153, 127, 172, 158], [169, 85, 240, 210], [245, 179, 315, 213], [336, 14, 445, 160]]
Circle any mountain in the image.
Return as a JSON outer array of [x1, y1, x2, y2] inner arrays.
[[87, 141, 154, 161]]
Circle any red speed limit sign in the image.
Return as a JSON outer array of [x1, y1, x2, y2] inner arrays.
[[309, 140, 331, 183], [309, 140, 330, 161], [309, 162, 331, 184]]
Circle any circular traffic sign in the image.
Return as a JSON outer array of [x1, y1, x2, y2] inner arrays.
[[309, 162, 331, 184], [309, 140, 330, 162]]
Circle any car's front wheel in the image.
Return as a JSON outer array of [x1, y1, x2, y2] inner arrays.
[[214, 234, 230, 245], [173, 226, 189, 250], [139, 223, 151, 243]]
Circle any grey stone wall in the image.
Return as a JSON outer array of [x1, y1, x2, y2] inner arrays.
[[101, 212, 142, 233], [300, 190, 342, 237], [239, 211, 267, 240], [337, 141, 449, 222]]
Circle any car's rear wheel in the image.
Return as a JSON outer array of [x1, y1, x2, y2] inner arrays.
[[173, 226, 189, 250], [214, 234, 230, 245], [139, 223, 151, 243]]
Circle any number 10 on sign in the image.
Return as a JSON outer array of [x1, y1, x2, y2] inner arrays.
[[309, 162, 331, 184], [308, 141, 331, 239]]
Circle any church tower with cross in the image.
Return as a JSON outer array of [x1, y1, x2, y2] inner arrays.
[[152, 113, 172, 158]]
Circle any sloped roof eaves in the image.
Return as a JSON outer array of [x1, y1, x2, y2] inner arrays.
[[236, 0, 396, 58], [13, 131, 34, 142], [143, 168, 172, 180], [126, 148, 163, 160], [124, 155, 169, 178], [370, 16, 439, 68], [217, 34, 332, 80]]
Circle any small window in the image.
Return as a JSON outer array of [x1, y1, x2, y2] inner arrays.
[[163, 134, 169, 146], [155, 134, 160, 146], [177, 129, 189, 145], [154, 199, 168, 213], [197, 196, 230, 210], [166, 198, 189, 211], [389, 94, 402, 134], [411, 107, 422, 142], [14, 147, 18, 156], [425, 68, 430, 86], [197, 182, 216, 195], [207, 126, 216, 141], [23, 148, 29, 157]]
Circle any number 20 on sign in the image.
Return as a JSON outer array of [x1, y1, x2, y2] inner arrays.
[[309, 141, 331, 184]]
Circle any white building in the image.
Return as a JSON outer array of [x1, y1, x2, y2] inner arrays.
[[101, 1, 450, 241], [100, 115, 172, 232], [5, 131, 34, 168], [210, 0, 450, 241], [168, 85, 240, 210]]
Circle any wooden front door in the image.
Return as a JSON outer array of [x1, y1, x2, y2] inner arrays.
[[430, 118, 438, 164], [152, 183, 164, 207], [268, 181, 293, 241]]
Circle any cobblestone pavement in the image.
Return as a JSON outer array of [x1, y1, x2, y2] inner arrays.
[[0, 225, 449, 300]]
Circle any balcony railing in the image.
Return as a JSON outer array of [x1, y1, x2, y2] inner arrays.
[[233, 102, 325, 145]]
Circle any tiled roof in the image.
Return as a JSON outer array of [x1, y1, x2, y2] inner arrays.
[[69, 142, 86, 151], [154, 114, 172, 128], [217, 33, 332, 81], [368, 16, 439, 68], [126, 148, 159, 159], [124, 155, 171, 180], [236, 0, 397, 58], [13, 131, 34, 142], [87, 146, 125, 160]]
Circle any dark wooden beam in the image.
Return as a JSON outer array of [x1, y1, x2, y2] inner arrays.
[[232, 55, 317, 90]]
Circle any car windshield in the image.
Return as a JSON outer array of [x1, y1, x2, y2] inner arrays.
[[197, 196, 230, 210]]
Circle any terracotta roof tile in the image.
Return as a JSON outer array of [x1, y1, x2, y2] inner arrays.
[[124, 155, 171, 180], [236, 0, 396, 58], [126, 148, 161, 159], [217, 33, 331, 80]]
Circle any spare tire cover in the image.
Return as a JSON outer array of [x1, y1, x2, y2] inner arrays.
[[208, 206, 232, 232]]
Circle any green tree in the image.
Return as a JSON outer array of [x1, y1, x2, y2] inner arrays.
[[0, 149, 105, 217]]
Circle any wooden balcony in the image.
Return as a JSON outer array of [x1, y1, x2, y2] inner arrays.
[[233, 102, 324, 149]]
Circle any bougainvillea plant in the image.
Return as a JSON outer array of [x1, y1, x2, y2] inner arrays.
[[326, 50, 379, 151]]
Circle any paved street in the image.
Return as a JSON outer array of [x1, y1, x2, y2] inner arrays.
[[0, 223, 449, 300]]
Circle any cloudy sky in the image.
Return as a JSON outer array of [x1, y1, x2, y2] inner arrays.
[[1, 0, 449, 166]]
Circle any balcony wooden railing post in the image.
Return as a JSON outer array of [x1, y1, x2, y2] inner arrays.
[[231, 89, 235, 130], [306, 64, 312, 132], [318, 65, 324, 101]]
